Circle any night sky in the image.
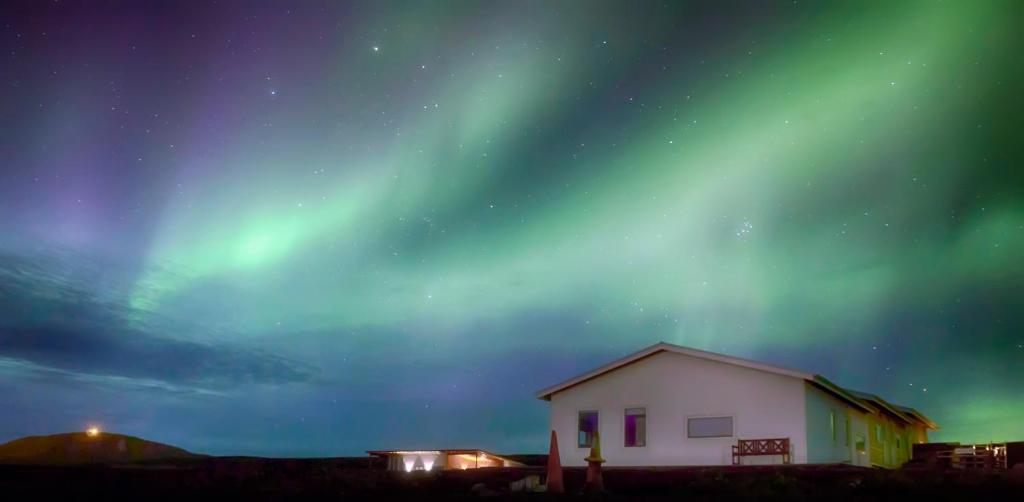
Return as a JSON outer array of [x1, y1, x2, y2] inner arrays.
[[1, 1, 1022, 456]]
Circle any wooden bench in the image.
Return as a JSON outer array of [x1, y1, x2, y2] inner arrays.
[[732, 438, 791, 465]]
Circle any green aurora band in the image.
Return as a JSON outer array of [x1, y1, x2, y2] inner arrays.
[[1, 0, 1021, 453]]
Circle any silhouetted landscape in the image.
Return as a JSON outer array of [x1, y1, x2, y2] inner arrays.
[[2, 433, 1022, 500], [0, 432, 203, 465]]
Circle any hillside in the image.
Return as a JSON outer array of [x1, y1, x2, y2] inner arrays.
[[0, 432, 204, 464]]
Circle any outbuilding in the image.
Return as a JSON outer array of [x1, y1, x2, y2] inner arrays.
[[367, 449, 525, 472]]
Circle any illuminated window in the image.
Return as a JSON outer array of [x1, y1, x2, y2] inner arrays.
[[855, 434, 866, 452], [830, 411, 836, 442], [687, 416, 733, 438], [578, 410, 598, 448], [624, 408, 646, 447]]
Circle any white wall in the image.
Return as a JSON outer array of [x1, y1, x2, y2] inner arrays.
[[804, 383, 865, 464], [548, 351, 808, 466]]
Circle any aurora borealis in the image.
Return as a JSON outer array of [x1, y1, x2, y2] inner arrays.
[[1, 0, 1022, 456]]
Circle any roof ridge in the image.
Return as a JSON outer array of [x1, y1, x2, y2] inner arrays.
[[535, 341, 813, 400]]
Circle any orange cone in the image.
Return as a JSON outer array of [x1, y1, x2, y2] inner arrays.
[[546, 430, 564, 493]]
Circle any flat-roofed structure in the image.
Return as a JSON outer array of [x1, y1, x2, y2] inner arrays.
[[367, 449, 525, 472]]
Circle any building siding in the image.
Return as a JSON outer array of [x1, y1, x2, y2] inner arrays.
[[802, 383, 876, 466], [548, 351, 808, 466]]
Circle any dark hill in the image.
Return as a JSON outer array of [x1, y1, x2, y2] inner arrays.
[[0, 432, 204, 464]]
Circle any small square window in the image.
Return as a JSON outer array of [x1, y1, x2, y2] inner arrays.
[[855, 434, 866, 452], [578, 411, 598, 448], [624, 408, 646, 447]]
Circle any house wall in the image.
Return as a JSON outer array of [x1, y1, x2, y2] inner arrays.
[[445, 452, 502, 469], [806, 390, 930, 469], [803, 384, 871, 466], [866, 415, 891, 466], [847, 410, 871, 467], [863, 413, 920, 468], [381, 452, 444, 472], [548, 351, 809, 466], [917, 425, 929, 444]]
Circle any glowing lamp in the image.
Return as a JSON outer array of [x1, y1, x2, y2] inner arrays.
[[86, 427, 100, 437]]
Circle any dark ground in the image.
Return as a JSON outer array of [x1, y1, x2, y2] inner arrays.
[[1, 458, 1022, 500]]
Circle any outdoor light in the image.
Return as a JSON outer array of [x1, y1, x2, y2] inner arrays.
[[86, 427, 100, 437]]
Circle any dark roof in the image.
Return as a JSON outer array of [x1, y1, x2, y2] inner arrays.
[[893, 404, 940, 430], [844, 389, 938, 430]]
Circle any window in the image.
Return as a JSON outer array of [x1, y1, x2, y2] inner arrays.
[[578, 411, 598, 448], [855, 434, 866, 452], [830, 411, 836, 442], [624, 408, 646, 447], [687, 416, 733, 438], [896, 436, 901, 449], [875, 424, 883, 442], [844, 417, 851, 446]]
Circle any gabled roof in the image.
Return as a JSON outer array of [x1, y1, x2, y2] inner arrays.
[[535, 342, 810, 400], [536, 342, 955, 424], [845, 390, 912, 423], [534, 342, 874, 413], [843, 389, 933, 428], [811, 376, 878, 414], [894, 405, 940, 431]]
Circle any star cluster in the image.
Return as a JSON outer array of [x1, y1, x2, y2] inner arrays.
[[0, 1, 1021, 455]]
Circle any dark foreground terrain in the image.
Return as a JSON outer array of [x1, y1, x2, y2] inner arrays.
[[0, 432, 202, 464], [1, 459, 1022, 500]]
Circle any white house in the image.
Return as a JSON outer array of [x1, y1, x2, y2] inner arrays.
[[536, 342, 937, 468]]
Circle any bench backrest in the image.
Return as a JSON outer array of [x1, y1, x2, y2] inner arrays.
[[736, 438, 790, 456]]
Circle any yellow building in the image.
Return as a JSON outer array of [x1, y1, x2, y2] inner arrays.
[[844, 390, 938, 468]]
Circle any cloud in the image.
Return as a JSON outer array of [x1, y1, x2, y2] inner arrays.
[[0, 356, 224, 396], [0, 248, 315, 390]]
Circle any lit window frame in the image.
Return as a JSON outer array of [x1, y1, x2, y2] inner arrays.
[[624, 407, 646, 448], [578, 410, 599, 448]]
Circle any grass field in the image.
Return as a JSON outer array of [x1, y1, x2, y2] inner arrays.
[[1, 459, 1022, 500]]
